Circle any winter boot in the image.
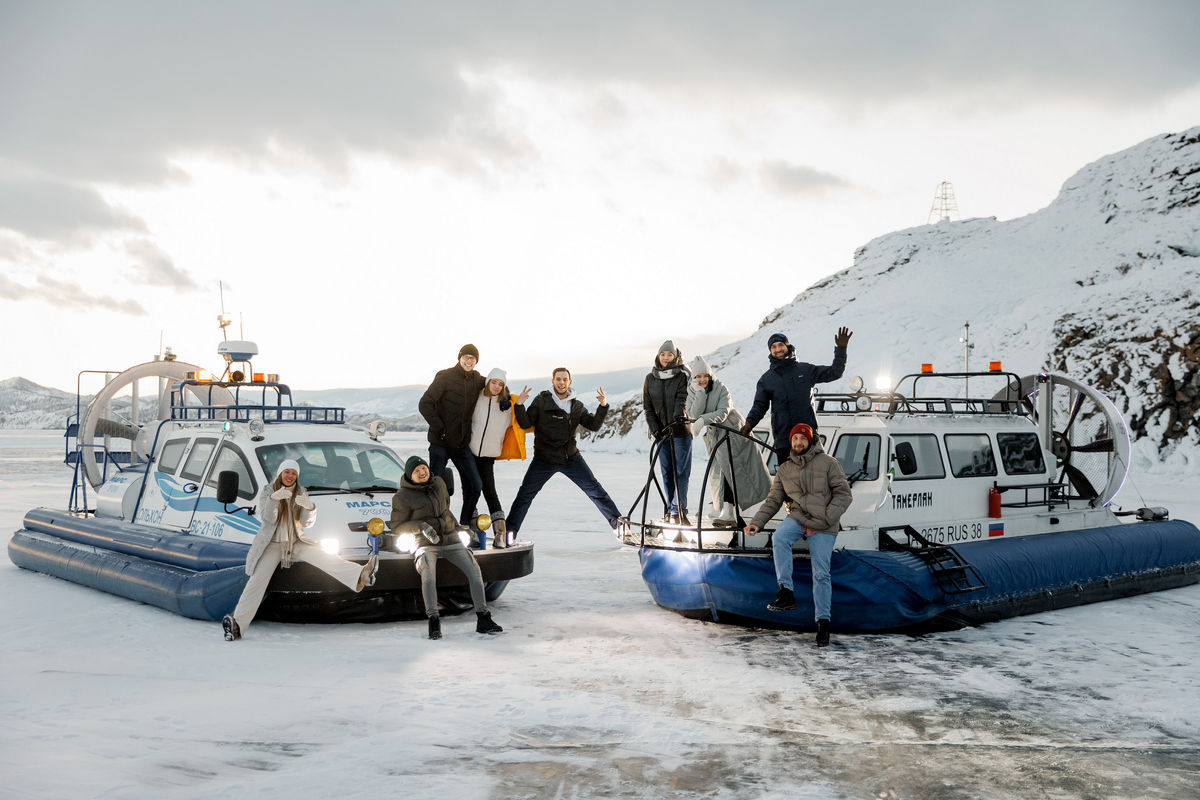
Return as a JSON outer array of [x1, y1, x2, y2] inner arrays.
[[713, 504, 736, 528], [222, 614, 241, 641], [428, 615, 442, 639], [476, 611, 503, 634], [492, 518, 508, 549], [815, 619, 831, 647], [678, 512, 692, 528], [767, 585, 796, 611]]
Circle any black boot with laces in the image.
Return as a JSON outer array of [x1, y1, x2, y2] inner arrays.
[[476, 611, 503, 634], [815, 618, 831, 647], [767, 586, 796, 611], [428, 615, 442, 640]]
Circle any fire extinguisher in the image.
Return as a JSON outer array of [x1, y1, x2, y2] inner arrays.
[[988, 485, 1002, 518]]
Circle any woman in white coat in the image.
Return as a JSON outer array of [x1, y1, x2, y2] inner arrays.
[[222, 459, 376, 640], [468, 368, 529, 548], [686, 356, 771, 529]]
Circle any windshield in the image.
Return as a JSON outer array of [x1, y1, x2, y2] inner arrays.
[[255, 441, 405, 491]]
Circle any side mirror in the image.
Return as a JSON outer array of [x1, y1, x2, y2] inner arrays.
[[894, 442, 918, 476], [217, 470, 255, 515], [216, 470, 239, 503]]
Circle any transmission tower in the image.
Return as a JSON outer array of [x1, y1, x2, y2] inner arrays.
[[928, 181, 959, 224]]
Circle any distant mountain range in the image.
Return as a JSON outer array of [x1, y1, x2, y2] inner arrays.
[[4, 128, 1197, 470]]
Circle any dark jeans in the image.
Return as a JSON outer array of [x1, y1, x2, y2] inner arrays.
[[656, 435, 692, 515], [428, 443, 482, 526], [473, 455, 503, 517], [507, 456, 621, 535]]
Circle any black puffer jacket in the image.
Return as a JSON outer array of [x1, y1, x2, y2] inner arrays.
[[389, 475, 457, 547], [419, 364, 486, 448], [513, 391, 607, 465], [643, 354, 692, 439]]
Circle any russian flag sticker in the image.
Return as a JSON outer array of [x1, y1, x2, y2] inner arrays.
[[989, 522, 1005, 537]]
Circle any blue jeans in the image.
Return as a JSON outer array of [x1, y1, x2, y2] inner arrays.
[[656, 435, 692, 515], [507, 456, 621, 535], [772, 517, 836, 622], [428, 444, 483, 526]]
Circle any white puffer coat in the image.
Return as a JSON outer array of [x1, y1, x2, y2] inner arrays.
[[469, 391, 513, 458]]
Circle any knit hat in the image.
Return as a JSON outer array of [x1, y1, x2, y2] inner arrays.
[[689, 356, 713, 377], [767, 332, 789, 347], [276, 458, 300, 478], [658, 340, 677, 355], [404, 455, 429, 481], [487, 367, 507, 383], [458, 343, 479, 360], [789, 423, 814, 445]]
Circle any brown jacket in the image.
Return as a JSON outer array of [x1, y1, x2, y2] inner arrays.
[[749, 441, 852, 534], [389, 475, 457, 547]]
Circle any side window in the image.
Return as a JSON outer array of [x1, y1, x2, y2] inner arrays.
[[997, 432, 1047, 475], [179, 438, 218, 482], [833, 434, 880, 481], [205, 443, 258, 500], [157, 439, 189, 474], [944, 434, 998, 478], [891, 434, 945, 481]]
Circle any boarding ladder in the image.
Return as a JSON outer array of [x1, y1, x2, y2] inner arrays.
[[879, 525, 988, 595]]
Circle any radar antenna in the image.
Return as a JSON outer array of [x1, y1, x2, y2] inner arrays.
[[928, 181, 959, 224]]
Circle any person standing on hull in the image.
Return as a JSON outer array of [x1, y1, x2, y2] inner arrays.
[[467, 368, 530, 549], [419, 344, 486, 536], [740, 328, 853, 463], [506, 367, 623, 539], [390, 456, 502, 640], [643, 341, 693, 525], [222, 459, 377, 641], [686, 356, 771, 530], [744, 424, 852, 647]]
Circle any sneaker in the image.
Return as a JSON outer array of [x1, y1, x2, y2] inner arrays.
[[222, 614, 241, 641], [356, 554, 379, 591], [815, 618, 831, 647], [476, 611, 503, 634], [428, 615, 442, 640], [767, 586, 796, 611]]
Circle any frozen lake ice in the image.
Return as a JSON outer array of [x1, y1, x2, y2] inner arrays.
[[1, 429, 1198, 799]]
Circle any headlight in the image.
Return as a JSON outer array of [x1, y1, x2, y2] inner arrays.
[[320, 538, 340, 555], [396, 533, 417, 553], [457, 529, 472, 547]]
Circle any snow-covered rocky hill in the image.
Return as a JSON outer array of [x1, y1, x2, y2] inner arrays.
[[590, 127, 1200, 470]]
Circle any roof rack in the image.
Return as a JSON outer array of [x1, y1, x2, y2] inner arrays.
[[167, 379, 345, 424]]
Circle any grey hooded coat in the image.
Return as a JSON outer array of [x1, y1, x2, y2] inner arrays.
[[686, 358, 771, 511]]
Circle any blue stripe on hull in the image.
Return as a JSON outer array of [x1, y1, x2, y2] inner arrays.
[[638, 519, 1200, 631]]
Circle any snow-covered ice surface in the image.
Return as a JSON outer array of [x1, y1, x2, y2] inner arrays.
[[2, 430, 1198, 799]]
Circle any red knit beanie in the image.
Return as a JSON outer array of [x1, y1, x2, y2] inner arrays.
[[789, 423, 814, 444]]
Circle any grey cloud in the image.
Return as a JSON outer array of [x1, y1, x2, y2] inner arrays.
[[123, 239, 197, 290], [0, 176, 147, 244], [1, 0, 1197, 245], [0, 273, 148, 315], [759, 161, 854, 197]]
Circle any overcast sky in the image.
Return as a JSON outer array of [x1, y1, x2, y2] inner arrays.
[[3, 1, 1199, 392]]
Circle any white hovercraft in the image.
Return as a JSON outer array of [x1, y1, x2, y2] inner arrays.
[[8, 339, 533, 622], [622, 365, 1200, 631]]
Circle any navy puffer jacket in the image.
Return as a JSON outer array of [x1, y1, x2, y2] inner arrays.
[[744, 344, 847, 452]]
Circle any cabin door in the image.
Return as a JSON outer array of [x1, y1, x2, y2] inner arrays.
[[160, 436, 219, 530]]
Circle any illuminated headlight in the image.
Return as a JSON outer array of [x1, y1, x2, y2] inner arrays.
[[396, 533, 417, 553], [457, 529, 472, 547], [875, 373, 891, 391], [320, 538, 340, 555]]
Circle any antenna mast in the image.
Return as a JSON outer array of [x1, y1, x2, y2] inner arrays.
[[928, 181, 959, 224], [217, 281, 232, 341], [959, 320, 974, 397]]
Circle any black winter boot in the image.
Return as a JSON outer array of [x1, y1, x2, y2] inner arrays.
[[222, 614, 241, 641], [476, 611, 503, 634], [767, 586, 796, 611], [815, 618, 831, 647], [428, 615, 442, 640]]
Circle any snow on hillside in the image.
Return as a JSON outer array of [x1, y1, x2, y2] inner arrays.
[[697, 127, 1200, 473]]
